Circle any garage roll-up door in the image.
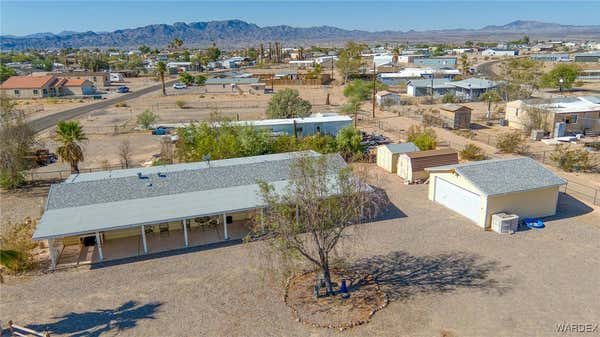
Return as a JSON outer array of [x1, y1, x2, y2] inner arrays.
[[434, 177, 481, 223]]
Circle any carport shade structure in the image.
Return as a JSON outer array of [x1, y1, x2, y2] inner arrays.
[[34, 151, 348, 268], [425, 157, 567, 228]]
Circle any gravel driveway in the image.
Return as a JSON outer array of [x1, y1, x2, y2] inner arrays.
[[2, 169, 598, 337]]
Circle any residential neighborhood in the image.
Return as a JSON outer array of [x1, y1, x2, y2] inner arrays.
[[1, 2, 599, 337]]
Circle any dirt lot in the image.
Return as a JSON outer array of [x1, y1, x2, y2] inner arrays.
[[1, 167, 598, 337]]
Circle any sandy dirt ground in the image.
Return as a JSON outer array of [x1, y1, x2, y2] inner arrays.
[[1, 168, 598, 337]]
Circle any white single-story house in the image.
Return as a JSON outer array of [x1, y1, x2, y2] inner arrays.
[[397, 148, 458, 183], [376, 90, 402, 106], [376, 142, 420, 173], [426, 157, 566, 229], [204, 77, 266, 94], [33, 151, 349, 269], [481, 49, 518, 57]]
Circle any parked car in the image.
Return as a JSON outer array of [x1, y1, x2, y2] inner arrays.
[[172, 82, 187, 89], [152, 127, 168, 135], [116, 86, 130, 93]]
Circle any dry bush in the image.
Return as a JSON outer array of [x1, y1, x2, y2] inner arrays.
[[550, 144, 595, 172], [496, 130, 529, 154], [460, 143, 487, 161], [0, 218, 38, 273], [175, 100, 187, 109], [114, 102, 128, 108]]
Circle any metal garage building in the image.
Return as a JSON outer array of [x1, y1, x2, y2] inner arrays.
[[426, 157, 566, 229]]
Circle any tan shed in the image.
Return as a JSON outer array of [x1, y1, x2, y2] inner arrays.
[[397, 148, 458, 183], [439, 103, 472, 129], [376, 143, 420, 173], [426, 157, 566, 229]]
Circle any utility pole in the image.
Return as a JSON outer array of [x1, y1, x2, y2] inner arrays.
[[372, 60, 376, 118]]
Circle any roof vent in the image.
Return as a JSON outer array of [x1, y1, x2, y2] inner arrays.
[[137, 172, 148, 179], [147, 181, 153, 187], [158, 172, 166, 178]]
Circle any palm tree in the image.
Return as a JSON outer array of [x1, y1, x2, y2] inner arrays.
[[156, 61, 167, 96], [480, 90, 502, 124], [55, 120, 87, 174]]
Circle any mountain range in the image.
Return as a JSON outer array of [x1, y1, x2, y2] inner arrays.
[[2, 20, 600, 50]]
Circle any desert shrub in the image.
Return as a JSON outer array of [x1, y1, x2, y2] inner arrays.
[[442, 93, 457, 103], [407, 125, 437, 150], [194, 74, 207, 85], [549, 144, 593, 172], [175, 100, 187, 109], [114, 102, 128, 108], [460, 143, 486, 161], [453, 129, 476, 139], [45, 97, 59, 104], [0, 218, 38, 273], [136, 109, 158, 129], [0, 169, 26, 189], [496, 130, 528, 153], [335, 126, 364, 161]]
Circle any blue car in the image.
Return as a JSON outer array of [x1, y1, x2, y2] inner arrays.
[[152, 127, 168, 135], [116, 86, 130, 93]]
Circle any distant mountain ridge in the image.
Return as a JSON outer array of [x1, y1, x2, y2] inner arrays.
[[2, 19, 600, 50]]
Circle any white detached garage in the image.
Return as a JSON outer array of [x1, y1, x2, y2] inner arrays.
[[426, 157, 566, 229]]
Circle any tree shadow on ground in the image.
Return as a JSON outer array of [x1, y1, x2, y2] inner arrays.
[[27, 300, 162, 337], [349, 251, 511, 302]]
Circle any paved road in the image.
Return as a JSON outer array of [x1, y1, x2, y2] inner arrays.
[[475, 59, 503, 78], [29, 79, 177, 133]]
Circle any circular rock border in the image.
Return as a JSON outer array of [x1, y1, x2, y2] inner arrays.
[[283, 269, 389, 331]]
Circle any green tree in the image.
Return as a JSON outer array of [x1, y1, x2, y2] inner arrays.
[[336, 41, 365, 83], [137, 109, 159, 129], [540, 63, 581, 91], [156, 61, 167, 96], [194, 74, 207, 85], [206, 46, 221, 62], [170, 38, 184, 49], [459, 53, 470, 76], [299, 134, 337, 153], [55, 120, 87, 174], [336, 126, 364, 160], [252, 155, 383, 296], [0, 97, 35, 189], [0, 218, 37, 277], [480, 90, 502, 122], [266, 89, 312, 118], [178, 71, 194, 86], [138, 45, 151, 54], [0, 64, 17, 83], [343, 80, 387, 101], [407, 125, 437, 150]]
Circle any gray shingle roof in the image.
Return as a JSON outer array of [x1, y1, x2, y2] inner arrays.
[[205, 77, 259, 85], [47, 151, 345, 210], [426, 157, 566, 196], [35, 151, 348, 239], [383, 142, 420, 154], [449, 78, 498, 90]]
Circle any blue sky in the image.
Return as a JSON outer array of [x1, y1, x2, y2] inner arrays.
[[1, 0, 599, 36]]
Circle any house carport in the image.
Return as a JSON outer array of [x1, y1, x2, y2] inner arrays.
[[34, 183, 281, 269], [426, 157, 566, 229], [33, 151, 348, 269]]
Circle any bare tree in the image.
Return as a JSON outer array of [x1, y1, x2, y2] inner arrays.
[[520, 106, 552, 133], [118, 139, 132, 168], [252, 155, 385, 296]]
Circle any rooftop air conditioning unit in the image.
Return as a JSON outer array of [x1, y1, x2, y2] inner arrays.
[[491, 213, 519, 234]]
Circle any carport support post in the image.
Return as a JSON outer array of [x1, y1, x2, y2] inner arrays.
[[141, 225, 148, 254], [48, 239, 57, 270], [182, 219, 189, 247], [95, 232, 104, 261], [223, 214, 229, 240]]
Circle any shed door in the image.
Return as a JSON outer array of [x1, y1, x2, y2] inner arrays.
[[434, 177, 481, 223]]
